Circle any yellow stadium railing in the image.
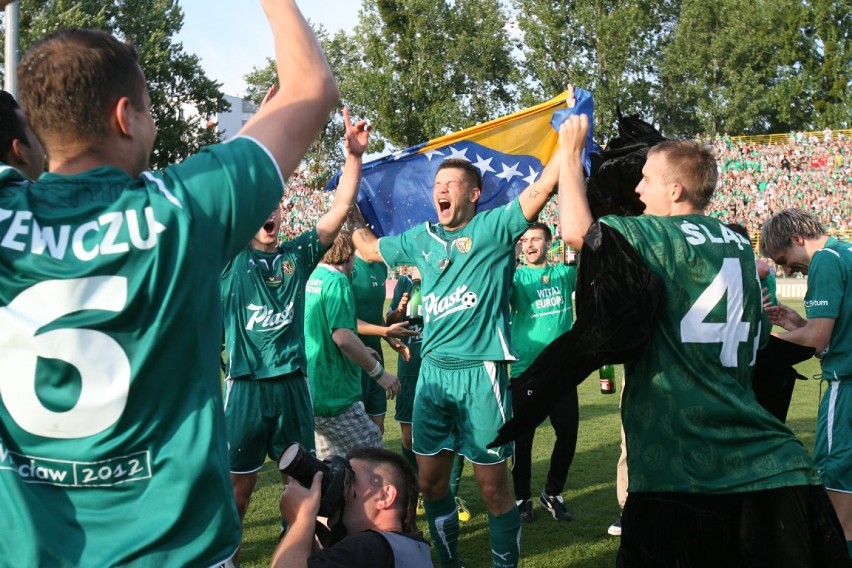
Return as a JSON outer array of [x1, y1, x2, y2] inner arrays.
[[729, 129, 852, 146]]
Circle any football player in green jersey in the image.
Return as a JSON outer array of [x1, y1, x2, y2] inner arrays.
[[351, 100, 567, 566], [761, 208, 852, 559], [509, 222, 578, 523], [351, 253, 415, 435], [304, 232, 400, 459], [0, 90, 44, 180], [0, 2, 337, 566], [221, 106, 369, 564], [386, 266, 424, 474], [558, 115, 848, 566]]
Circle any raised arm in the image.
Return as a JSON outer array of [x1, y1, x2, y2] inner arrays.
[[517, 86, 576, 222], [316, 107, 370, 247], [349, 206, 385, 263], [517, 146, 560, 222], [557, 114, 594, 249], [240, 1, 339, 177]]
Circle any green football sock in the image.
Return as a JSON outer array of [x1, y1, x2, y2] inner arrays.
[[424, 492, 461, 568], [488, 507, 521, 568]]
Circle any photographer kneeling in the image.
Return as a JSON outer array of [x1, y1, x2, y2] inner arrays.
[[272, 447, 431, 568]]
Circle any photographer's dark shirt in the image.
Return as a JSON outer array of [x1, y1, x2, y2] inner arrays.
[[308, 530, 430, 568]]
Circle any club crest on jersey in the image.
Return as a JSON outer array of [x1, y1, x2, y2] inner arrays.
[[541, 275, 550, 285], [282, 260, 295, 275], [454, 237, 472, 254]]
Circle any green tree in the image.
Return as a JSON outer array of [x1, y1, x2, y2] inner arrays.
[[658, 0, 850, 135], [345, 0, 516, 148], [512, 0, 678, 140], [799, 0, 851, 128], [2, 0, 227, 169], [245, 1, 516, 179]]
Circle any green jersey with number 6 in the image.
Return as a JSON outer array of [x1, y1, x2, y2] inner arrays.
[[0, 138, 282, 565], [602, 214, 820, 494], [378, 199, 530, 361]]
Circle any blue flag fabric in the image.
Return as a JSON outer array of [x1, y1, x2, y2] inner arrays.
[[328, 88, 598, 237]]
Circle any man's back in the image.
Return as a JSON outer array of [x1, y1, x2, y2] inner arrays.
[[0, 140, 281, 564], [304, 264, 361, 417], [601, 213, 820, 494]]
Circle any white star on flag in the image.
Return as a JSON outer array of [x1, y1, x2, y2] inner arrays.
[[424, 149, 445, 161], [522, 166, 539, 186], [472, 154, 496, 176], [495, 161, 522, 181], [446, 146, 470, 161]]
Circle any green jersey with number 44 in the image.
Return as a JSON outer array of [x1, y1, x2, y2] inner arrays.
[[602, 214, 820, 494], [0, 138, 282, 565]]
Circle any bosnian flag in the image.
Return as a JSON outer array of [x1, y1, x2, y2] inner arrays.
[[328, 88, 598, 237]]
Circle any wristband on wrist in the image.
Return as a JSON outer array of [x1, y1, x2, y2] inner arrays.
[[368, 360, 383, 379]]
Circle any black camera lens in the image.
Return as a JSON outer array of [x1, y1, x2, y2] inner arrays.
[[278, 443, 327, 488], [278, 443, 354, 519]]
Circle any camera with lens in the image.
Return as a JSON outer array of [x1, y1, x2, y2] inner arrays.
[[278, 443, 353, 519]]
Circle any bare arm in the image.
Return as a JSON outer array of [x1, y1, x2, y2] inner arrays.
[[518, 146, 560, 222], [356, 319, 416, 338], [316, 108, 370, 247], [272, 472, 323, 568], [557, 114, 594, 249], [386, 292, 410, 325], [772, 316, 835, 354], [348, 206, 385, 263], [331, 328, 400, 394], [517, 86, 576, 221], [240, 1, 339, 178]]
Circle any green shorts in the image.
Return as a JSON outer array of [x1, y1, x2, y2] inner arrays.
[[224, 372, 315, 473], [814, 379, 852, 492], [412, 356, 513, 464], [394, 373, 419, 424]]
